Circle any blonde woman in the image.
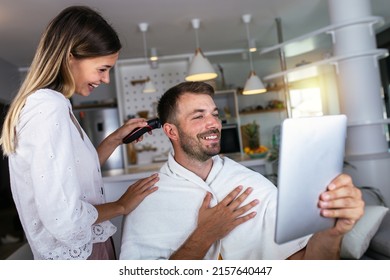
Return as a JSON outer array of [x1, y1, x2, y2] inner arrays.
[[0, 6, 159, 260]]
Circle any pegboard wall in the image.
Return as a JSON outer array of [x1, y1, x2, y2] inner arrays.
[[116, 59, 188, 165]]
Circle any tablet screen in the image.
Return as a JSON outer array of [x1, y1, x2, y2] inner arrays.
[[275, 115, 347, 244]]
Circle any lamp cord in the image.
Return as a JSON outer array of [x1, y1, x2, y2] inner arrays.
[[245, 22, 255, 72], [194, 27, 200, 49], [142, 31, 149, 65]]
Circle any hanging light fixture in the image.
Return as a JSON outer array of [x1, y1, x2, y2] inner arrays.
[[185, 18, 218, 82], [149, 47, 158, 62], [242, 14, 266, 95], [139, 22, 156, 93], [249, 39, 257, 53], [149, 47, 159, 69]]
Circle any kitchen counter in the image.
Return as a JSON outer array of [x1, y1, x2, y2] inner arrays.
[[102, 153, 269, 183]]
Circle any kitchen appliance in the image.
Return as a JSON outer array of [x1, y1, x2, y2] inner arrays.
[[74, 107, 124, 171], [220, 123, 242, 154]]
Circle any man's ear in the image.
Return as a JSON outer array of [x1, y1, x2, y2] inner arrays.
[[163, 123, 179, 141]]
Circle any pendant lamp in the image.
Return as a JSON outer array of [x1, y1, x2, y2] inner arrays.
[[185, 18, 218, 82], [242, 14, 266, 95], [149, 47, 158, 69], [139, 22, 156, 93]]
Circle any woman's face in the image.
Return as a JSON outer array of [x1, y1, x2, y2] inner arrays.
[[69, 52, 119, 96]]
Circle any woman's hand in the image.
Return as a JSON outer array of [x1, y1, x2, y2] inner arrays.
[[118, 173, 159, 215], [114, 118, 148, 144], [94, 174, 159, 224], [97, 118, 148, 165]]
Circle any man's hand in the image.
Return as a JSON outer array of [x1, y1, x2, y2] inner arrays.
[[197, 186, 259, 241], [318, 173, 364, 236], [288, 173, 365, 260], [170, 186, 259, 259]]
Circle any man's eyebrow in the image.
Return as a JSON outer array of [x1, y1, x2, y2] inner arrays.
[[188, 109, 206, 115], [190, 107, 218, 114]]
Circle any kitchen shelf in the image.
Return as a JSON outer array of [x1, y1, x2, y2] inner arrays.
[[259, 16, 388, 82], [260, 16, 384, 55], [72, 102, 117, 110], [240, 108, 286, 115], [263, 49, 388, 81]]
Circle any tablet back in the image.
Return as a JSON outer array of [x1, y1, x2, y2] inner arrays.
[[275, 115, 347, 244]]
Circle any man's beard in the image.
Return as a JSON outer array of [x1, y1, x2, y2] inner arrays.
[[178, 129, 221, 162]]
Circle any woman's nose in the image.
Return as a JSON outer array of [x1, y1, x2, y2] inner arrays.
[[101, 72, 110, 84]]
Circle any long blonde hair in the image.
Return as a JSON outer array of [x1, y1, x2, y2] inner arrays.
[[0, 6, 121, 156]]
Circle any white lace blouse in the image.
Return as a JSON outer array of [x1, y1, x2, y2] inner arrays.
[[8, 89, 116, 259]]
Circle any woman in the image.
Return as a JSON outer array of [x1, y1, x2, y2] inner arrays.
[[0, 6, 158, 260]]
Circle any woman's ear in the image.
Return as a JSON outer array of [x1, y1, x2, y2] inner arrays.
[[163, 123, 179, 141], [68, 52, 74, 63]]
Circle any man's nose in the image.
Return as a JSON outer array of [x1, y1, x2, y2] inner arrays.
[[205, 115, 221, 129]]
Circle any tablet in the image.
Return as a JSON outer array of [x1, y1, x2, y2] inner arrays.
[[274, 115, 347, 244]]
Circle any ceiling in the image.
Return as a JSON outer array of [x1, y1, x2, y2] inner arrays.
[[0, 0, 389, 68]]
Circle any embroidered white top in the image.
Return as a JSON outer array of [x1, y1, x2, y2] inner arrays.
[[8, 89, 116, 259], [120, 152, 309, 260]]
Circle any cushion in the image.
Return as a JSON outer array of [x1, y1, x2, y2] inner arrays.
[[340, 205, 388, 259], [359, 186, 387, 206], [367, 211, 390, 258]]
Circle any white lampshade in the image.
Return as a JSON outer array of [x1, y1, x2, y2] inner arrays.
[[243, 71, 267, 95], [149, 47, 158, 61], [143, 78, 156, 93], [185, 48, 218, 82]]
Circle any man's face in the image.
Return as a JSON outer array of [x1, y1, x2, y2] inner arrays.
[[175, 93, 222, 162]]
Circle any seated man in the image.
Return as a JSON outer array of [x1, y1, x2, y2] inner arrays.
[[120, 81, 364, 260]]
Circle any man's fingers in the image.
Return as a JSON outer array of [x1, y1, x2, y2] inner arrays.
[[227, 187, 253, 209], [233, 211, 257, 227], [220, 186, 243, 206], [201, 192, 212, 210], [233, 199, 259, 217]]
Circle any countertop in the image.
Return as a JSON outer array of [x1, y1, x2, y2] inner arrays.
[[102, 153, 268, 183]]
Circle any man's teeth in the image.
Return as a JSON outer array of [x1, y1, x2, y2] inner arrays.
[[203, 135, 217, 140], [90, 84, 98, 88]]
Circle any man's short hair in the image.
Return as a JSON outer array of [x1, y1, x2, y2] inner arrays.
[[157, 81, 215, 125]]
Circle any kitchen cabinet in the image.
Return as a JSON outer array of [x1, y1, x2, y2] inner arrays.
[[214, 89, 240, 124], [237, 88, 287, 148], [213, 88, 288, 150]]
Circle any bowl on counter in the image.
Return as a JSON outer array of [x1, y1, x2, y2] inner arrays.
[[244, 145, 269, 159], [248, 151, 268, 159]]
